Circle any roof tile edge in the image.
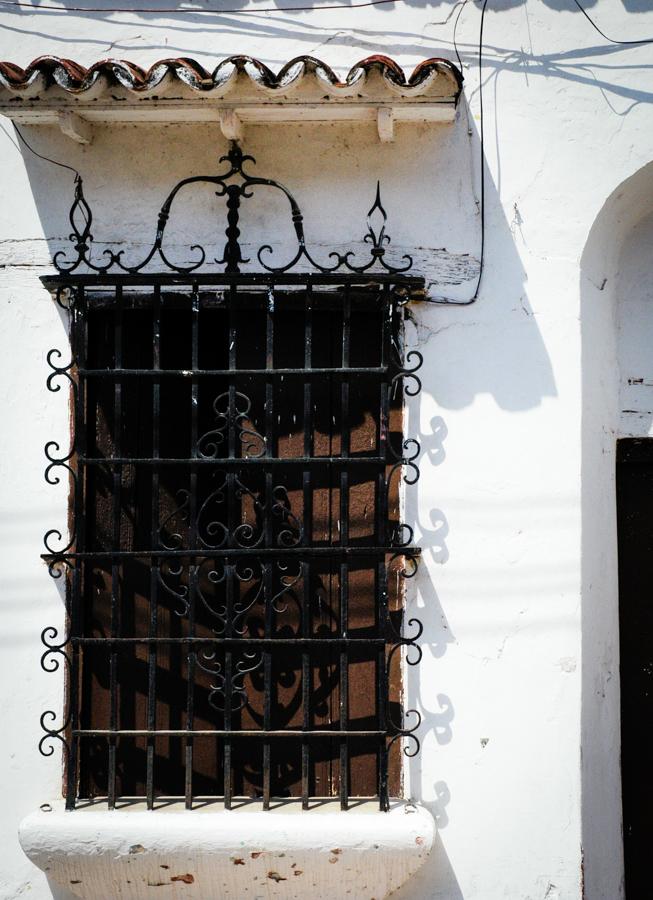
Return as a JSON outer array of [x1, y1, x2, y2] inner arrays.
[[0, 54, 463, 100]]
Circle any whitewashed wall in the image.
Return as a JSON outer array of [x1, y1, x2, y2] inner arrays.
[[2, 2, 653, 898]]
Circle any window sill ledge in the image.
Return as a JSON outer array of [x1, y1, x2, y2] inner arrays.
[[19, 800, 434, 899]]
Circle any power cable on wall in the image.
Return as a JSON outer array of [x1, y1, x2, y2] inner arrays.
[[453, 0, 468, 77], [0, 0, 650, 41], [424, 0, 487, 305], [12, 122, 80, 178], [570, 0, 653, 46], [2, 0, 652, 304], [426, 0, 653, 305], [0, 0, 487, 304], [1, 0, 398, 13]]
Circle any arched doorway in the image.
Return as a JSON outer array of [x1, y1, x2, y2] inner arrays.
[[581, 160, 653, 900]]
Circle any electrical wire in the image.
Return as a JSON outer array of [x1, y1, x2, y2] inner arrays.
[[452, 0, 468, 72], [571, 0, 653, 46], [2, 0, 652, 310], [436, 0, 653, 306], [1, 0, 651, 308], [1, 0, 488, 305], [12, 122, 80, 177], [424, 0, 487, 305], [1, 0, 401, 14], [0, 0, 491, 305]]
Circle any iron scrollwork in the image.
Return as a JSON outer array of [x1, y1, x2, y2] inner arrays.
[[384, 314, 424, 762], [40, 326, 78, 757], [196, 647, 264, 714], [198, 390, 266, 460], [43, 345, 78, 559], [52, 142, 413, 277], [385, 548, 423, 760], [388, 317, 424, 543], [158, 477, 303, 554]]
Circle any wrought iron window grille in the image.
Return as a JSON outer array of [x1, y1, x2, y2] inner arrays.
[[39, 142, 424, 811]]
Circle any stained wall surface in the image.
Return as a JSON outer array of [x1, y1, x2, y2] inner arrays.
[[2, 2, 653, 899]]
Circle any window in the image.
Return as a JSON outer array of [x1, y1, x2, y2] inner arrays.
[[42, 274, 422, 811], [39, 143, 423, 813]]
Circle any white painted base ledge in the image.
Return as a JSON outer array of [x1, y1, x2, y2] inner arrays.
[[19, 800, 435, 899]]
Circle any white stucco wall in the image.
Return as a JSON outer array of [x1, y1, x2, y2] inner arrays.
[[2, 2, 653, 898]]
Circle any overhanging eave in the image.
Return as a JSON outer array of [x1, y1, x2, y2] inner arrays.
[[0, 54, 462, 143]]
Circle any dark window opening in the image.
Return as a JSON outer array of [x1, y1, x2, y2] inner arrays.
[[46, 276, 421, 811]]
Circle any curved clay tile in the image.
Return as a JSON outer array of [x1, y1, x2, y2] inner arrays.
[[0, 53, 462, 98]]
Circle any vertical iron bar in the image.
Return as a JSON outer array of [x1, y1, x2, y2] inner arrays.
[[223, 571, 233, 808], [263, 551, 272, 808], [146, 285, 161, 809], [339, 288, 351, 809], [263, 286, 274, 809], [377, 287, 391, 539], [223, 283, 237, 809], [377, 287, 392, 811], [108, 285, 123, 809], [301, 284, 313, 809], [185, 285, 199, 809], [66, 286, 87, 810], [377, 556, 389, 811]]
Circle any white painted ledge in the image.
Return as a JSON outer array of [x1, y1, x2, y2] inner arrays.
[[19, 800, 435, 899]]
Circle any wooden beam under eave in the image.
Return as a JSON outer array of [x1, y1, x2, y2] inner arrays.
[[377, 107, 394, 143], [0, 101, 457, 133], [219, 109, 244, 142], [57, 111, 93, 145]]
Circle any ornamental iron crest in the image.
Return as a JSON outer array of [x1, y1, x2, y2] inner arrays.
[[55, 141, 413, 277]]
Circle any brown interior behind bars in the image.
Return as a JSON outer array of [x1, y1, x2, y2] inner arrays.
[[77, 291, 403, 802]]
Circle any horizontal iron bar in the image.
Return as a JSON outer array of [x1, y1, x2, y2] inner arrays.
[[74, 729, 387, 738], [76, 795, 381, 803], [80, 367, 387, 377], [73, 636, 387, 645], [44, 546, 420, 560], [42, 272, 424, 288], [79, 456, 388, 466], [61, 295, 394, 314]]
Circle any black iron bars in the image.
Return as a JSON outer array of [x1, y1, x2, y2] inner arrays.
[[40, 274, 423, 811]]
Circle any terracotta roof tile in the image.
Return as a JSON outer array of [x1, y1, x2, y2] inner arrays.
[[0, 54, 462, 98]]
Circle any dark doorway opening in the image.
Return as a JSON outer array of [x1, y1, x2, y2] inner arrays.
[[616, 438, 653, 896]]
